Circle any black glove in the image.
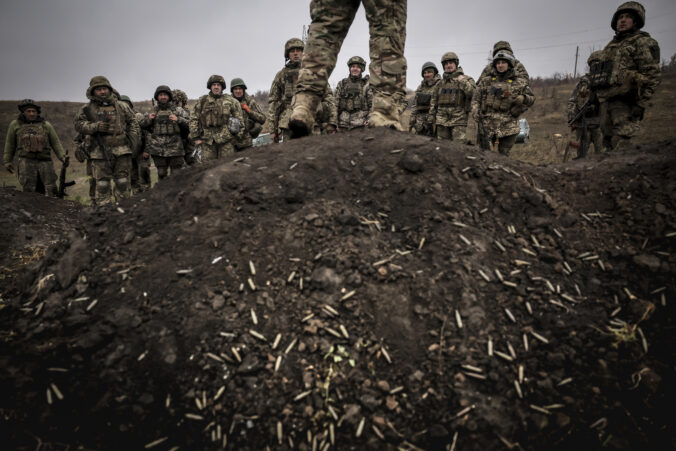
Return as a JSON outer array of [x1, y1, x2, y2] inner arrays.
[[631, 105, 644, 121]]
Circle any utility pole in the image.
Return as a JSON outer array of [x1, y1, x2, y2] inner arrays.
[[573, 46, 579, 78]]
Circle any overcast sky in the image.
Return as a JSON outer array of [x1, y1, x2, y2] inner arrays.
[[1, 0, 674, 102]]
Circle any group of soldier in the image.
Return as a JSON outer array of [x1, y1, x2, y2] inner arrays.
[[2, 1, 661, 203]]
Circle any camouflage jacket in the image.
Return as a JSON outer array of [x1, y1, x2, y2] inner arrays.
[[427, 68, 476, 128], [139, 104, 190, 157], [4, 116, 66, 163], [234, 94, 266, 149], [335, 75, 373, 129], [314, 86, 338, 135], [472, 68, 535, 139], [409, 74, 441, 132], [267, 61, 301, 131], [189, 92, 245, 145], [74, 93, 139, 159], [478, 59, 530, 85], [567, 75, 601, 126], [593, 30, 661, 107]]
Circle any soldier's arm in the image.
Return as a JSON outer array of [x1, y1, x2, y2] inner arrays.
[[470, 84, 483, 118], [515, 61, 531, 84], [634, 37, 661, 108], [522, 85, 536, 107], [266, 72, 283, 125], [365, 82, 374, 112], [176, 107, 190, 130], [122, 104, 139, 152], [231, 100, 246, 139], [45, 121, 66, 162], [335, 81, 345, 115], [189, 99, 202, 140], [74, 106, 98, 135], [465, 78, 477, 112], [426, 86, 439, 124], [3, 121, 18, 164], [248, 99, 267, 125], [138, 113, 153, 130], [567, 81, 582, 120]]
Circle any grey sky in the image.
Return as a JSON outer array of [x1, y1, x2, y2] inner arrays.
[[1, 0, 674, 102]]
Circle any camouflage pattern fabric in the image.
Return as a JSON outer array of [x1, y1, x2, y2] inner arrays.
[[268, 61, 301, 134], [189, 93, 245, 152], [477, 59, 530, 86], [234, 93, 266, 150], [16, 158, 58, 196], [314, 86, 338, 135], [4, 116, 66, 164], [91, 155, 132, 204], [427, 67, 476, 141], [139, 105, 190, 158], [295, 0, 407, 127], [335, 75, 373, 130], [152, 155, 184, 179], [567, 75, 604, 154], [409, 73, 440, 135], [199, 142, 236, 161], [435, 125, 467, 142]]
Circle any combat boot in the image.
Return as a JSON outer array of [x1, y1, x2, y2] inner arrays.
[[289, 92, 320, 139], [367, 94, 404, 131]]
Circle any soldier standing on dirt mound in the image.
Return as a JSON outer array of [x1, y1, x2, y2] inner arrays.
[[335, 56, 373, 131], [74, 76, 139, 204], [119, 95, 150, 192], [189, 75, 245, 161], [267, 38, 305, 143], [288, 0, 407, 137], [471, 52, 535, 156], [230, 78, 267, 150], [593, 1, 661, 150], [4, 99, 67, 196], [427, 53, 475, 143], [139, 86, 190, 179], [409, 62, 441, 136], [567, 52, 605, 157]]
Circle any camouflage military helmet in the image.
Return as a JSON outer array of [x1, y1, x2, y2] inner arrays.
[[87, 75, 113, 96], [611, 1, 645, 30], [421, 61, 438, 77], [587, 51, 603, 65], [119, 95, 134, 109], [493, 51, 515, 68], [18, 99, 40, 113], [347, 56, 367, 71], [172, 89, 188, 105], [441, 52, 459, 65], [492, 41, 513, 56], [154, 85, 173, 101], [284, 38, 304, 58], [230, 78, 247, 91], [207, 75, 226, 90]]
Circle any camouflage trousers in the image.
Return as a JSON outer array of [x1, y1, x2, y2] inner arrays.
[[17, 158, 57, 196], [575, 125, 604, 155], [91, 155, 132, 205], [86, 159, 96, 202], [488, 134, 517, 156], [152, 155, 184, 179], [297, 0, 407, 124], [436, 125, 466, 143], [600, 100, 641, 149], [131, 154, 151, 192], [201, 142, 235, 162]]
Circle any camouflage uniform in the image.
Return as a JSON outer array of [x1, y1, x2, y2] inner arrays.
[[335, 56, 373, 130], [189, 75, 245, 161], [289, 0, 407, 135], [428, 54, 475, 143], [4, 100, 66, 196], [567, 53, 605, 156], [409, 62, 440, 136], [471, 52, 535, 155], [118, 96, 150, 193], [268, 38, 304, 142], [74, 76, 139, 204], [73, 133, 97, 203], [230, 78, 267, 150], [593, 2, 661, 149], [477, 41, 530, 85], [314, 86, 338, 135], [139, 86, 189, 179], [172, 89, 195, 164]]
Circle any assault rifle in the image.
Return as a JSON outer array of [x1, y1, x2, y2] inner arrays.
[[565, 99, 590, 161], [57, 152, 75, 198]]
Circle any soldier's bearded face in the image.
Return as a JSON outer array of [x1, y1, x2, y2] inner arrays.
[[423, 70, 435, 81], [23, 108, 38, 121], [232, 87, 244, 98], [443, 61, 457, 73], [94, 86, 110, 98], [495, 60, 509, 73], [349, 64, 362, 77], [157, 92, 170, 103], [211, 84, 223, 95], [289, 48, 303, 62], [616, 13, 634, 32]]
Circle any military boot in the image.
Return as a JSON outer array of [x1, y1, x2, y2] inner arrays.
[[289, 92, 320, 139], [368, 94, 404, 131]]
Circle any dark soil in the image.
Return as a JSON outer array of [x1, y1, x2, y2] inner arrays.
[[1, 130, 674, 450]]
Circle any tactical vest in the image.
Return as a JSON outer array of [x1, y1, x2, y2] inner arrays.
[[201, 98, 227, 128], [437, 87, 465, 108], [483, 77, 514, 113], [339, 79, 368, 113], [18, 122, 48, 152], [283, 68, 299, 105], [152, 108, 180, 135], [415, 92, 432, 111], [91, 103, 126, 146], [588, 60, 614, 89]]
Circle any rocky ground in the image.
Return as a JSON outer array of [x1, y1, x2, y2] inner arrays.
[[0, 129, 674, 450]]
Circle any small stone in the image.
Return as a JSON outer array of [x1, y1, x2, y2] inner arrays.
[[376, 380, 390, 392], [398, 152, 424, 173]]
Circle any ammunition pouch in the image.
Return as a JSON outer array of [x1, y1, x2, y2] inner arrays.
[[588, 60, 614, 89], [18, 123, 48, 153], [438, 88, 465, 107], [201, 101, 226, 128], [339, 81, 368, 113], [415, 92, 432, 110], [152, 110, 180, 135], [283, 70, 299, 103]]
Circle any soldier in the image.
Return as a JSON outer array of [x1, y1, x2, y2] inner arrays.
[[119, 95, 150, 192], [288, 0, 407, 136], [3, 99, 67, 196], [268, 38, 305, 142], [335, 56, 373, 131], [230, 78, 267, 150], [74, 76, 139, 204], [189, 75, 245, 161], [409, 62, 441, 136], [171, 89, 195, 164], [172, 89, 189, 109], [477, 41, 530, 85], [471, 52, 535, 156], [314, 86, 338, 135], [139, 86, 189, 179], [593, 1, 661, 149], [567, 52, 605, 157], [427, 53, 475, 143]]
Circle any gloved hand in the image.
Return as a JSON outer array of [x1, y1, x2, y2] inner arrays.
[[96, 121, 111, 133], [241, 103, 251, 114], [631, 105, 644, 121], [4, 162, 14, 173]]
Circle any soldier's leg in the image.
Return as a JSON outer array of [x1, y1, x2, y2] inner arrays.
[[91, 159, 113, 205], [589, 126, 604, 154], [17, 158, 38, 192], [436, 125, 452, 140], [451, 126, 467, 143], [112, 155, 132, 200], [153, 156, 169, 179], [220, 142, 236, 158], [38, 160, 58, 197], [130, 156, 140, 191], [607, 100, 638, 150], [200, 142, 217, 162], [168, 156, 184, 175], [86, 159, 96, 203], [497, 134, 517, 156], [363, 0, 407, 129], [139, 154, 151, 190]]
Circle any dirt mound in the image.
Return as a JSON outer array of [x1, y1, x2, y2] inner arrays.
[[1, 130, 674, 450]]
